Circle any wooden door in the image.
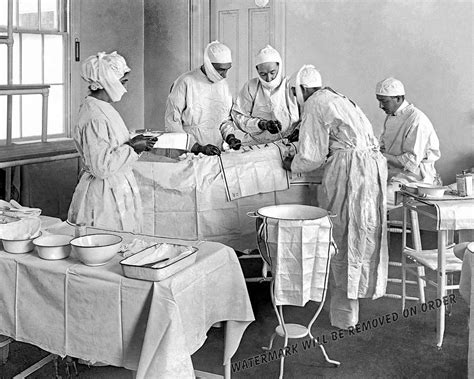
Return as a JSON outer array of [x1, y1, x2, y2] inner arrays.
[[210, 0, 273, 97]]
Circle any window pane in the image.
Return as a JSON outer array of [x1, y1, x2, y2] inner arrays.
[[0, 0, 7, 28], [12, 33, 20, 83], [44, 34, 62, 83], [41, 0, 58, 31], [12, 95, 20, 139], [19, 0, 39, 30], [48, 84, 63, 134], [0, 44, 6, 84], [0, 96, 19, 140], [13, 0, 17, 28], [20, 94, 42, 138], [22, 33, 42, 84]]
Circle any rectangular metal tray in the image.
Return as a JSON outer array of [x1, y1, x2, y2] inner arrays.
[[120, 243, 198, 281]]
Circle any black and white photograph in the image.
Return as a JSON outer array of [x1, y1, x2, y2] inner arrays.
[[0, 0, 472, 378]]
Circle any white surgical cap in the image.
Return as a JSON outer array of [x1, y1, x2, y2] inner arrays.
[[203, 41, 232, 83], [81, 51, 130, 102], [207, 41, 232, 64], [290, 65, 322, 106], [255, 45, 281, 66], [375, 77, 405, 96]]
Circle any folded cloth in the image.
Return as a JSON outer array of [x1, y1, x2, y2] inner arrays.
[[121, 238, 155, 258], [0, 199, 42, 218]]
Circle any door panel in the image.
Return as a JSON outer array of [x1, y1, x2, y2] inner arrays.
[[210, 0, 272, 97]]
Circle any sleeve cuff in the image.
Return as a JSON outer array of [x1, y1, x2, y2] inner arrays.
[[397, 154, 419, 174]]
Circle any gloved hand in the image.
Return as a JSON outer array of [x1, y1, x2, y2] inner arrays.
[[226, 134, 241, 150], [127, 135, 157, 154], [192, 143, 221, 156], [282, 156, 294, 171], [287, 128, 299, 142], [258, 119, 282, 134]]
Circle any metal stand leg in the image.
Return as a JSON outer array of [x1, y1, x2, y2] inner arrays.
[[437, 230, 447, 349]]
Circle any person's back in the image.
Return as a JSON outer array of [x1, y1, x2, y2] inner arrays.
[[307, 88, 379, 151], [286, 65, 388, 330]]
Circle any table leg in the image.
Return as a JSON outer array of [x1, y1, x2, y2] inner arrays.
[[224, 361, 231, 379], [436, 230, 447, 349]]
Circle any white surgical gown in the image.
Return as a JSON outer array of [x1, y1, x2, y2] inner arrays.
[[291, 88, 388, 309], [165, 68, 235, 149], [381, 101, 440, 184], [232, 77, 299, 145], [68, 96, 143, 233]]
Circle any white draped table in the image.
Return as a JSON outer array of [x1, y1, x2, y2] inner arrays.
[[0, 225, 255, 378]]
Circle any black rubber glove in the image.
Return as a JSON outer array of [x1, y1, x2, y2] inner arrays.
[[192, 143, 221, 156], [258, 120, 282, 134], [127, 135, 157, 154], [226, 134, 241, 150], [287, 128, 299, 142], [282, 156, 293, 171]]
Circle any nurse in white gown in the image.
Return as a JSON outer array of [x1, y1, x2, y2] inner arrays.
[[231, 45, 299, 145], [68, 52, 155, 233], [284, 66, 388, 330], [165, 41, 241, 155]]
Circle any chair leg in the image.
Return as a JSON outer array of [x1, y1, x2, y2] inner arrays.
[[410, 210, 426, 303], [401, 252, 407, 310], [261, 333, 277, 351], [446, 274, 453, 317], [318, 344, 341, 367]]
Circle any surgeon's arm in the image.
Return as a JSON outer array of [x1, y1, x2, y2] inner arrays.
[[164, 79, 196, 150], [80, 118, 139, 180], [290, 110, 328, 173], [231, 82, 263, 134], [395, 121, 431, 174]]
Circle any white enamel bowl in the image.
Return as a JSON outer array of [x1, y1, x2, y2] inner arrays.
[[416, 184, 447, 198], [2, 232, 42, 254], [34, 234, 72, 260], [70, 234, 122, 266]]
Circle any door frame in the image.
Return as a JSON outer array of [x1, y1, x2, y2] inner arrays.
[[189, 0, 286, 71]]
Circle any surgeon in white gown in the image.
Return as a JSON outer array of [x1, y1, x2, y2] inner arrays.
[[232, 45, 299, 145], [283, 66, 388, 329], [375, 77, 441, 205], [68, 52, 156, 233], [165, 41, 241, 155]]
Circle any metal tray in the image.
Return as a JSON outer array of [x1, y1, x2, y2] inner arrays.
[[120, 243, 198, 281]]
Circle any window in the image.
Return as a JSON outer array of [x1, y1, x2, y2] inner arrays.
[[0, 0, 69, 142]]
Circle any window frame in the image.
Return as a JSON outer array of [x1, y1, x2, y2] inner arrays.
[[0, 0, 71, 143]]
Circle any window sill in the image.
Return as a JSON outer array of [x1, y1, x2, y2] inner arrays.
[[0, 139, 79, 169]]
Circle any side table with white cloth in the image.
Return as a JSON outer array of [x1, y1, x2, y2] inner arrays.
[[0, 222, 255, 378], [397, 190, 474, 348]]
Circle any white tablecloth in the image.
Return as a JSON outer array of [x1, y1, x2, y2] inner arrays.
[[0, 229, 254, 378]]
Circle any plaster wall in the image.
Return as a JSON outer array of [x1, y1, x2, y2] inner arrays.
[[284, 0, 473, 183]]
